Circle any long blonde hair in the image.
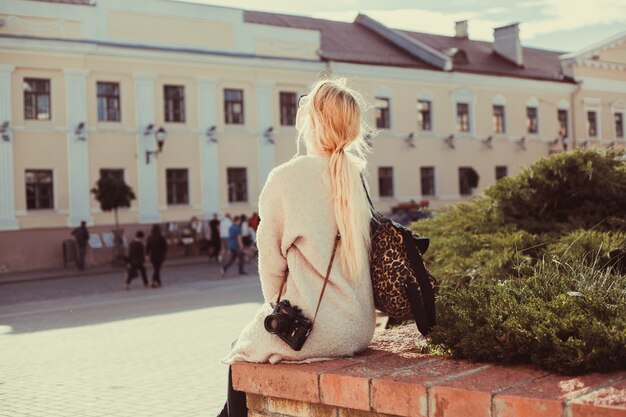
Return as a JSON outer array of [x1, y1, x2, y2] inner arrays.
[[295, 78, 374, 281]]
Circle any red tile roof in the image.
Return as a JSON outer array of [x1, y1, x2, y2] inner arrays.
[[244, 10, 571, 83]]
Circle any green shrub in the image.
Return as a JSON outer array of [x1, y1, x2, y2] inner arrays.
[[485, 149, 626, 233], [411, 149, 626, 373], [429, 258, 626, 374]]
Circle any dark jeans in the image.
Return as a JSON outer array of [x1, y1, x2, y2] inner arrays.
[[218, 366, 248, 417], [76, 245, 87, 270], [151, 259, 163, 286], [223, 248, 244, 274], [126, 263, 148, 286]]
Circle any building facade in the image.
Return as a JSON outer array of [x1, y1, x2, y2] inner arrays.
[[0, 0, 625, 271]]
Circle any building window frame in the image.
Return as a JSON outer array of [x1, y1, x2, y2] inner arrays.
[[558, 108, 569, 138], [25, 169, 54, 210], [583, 98, 602, 140], [227, 167, 248, 203], [495, 166, 508, 180], [279, 91, 297, 126], [456, 102, 471, 133], [417, 99, 432, 132], [166, 168, 189, 205], [420, 166, 436, 196], [615, 112, 624, 139], [97, 81, 121, 122], [164, 85, 186, 123], [224, 88, 245, 125], [378, 166, 394, 198], [493, 104, 506, 134], [458, 167, 478, 196], [452, 89, 475, 136], [526, 106, 539, 135], [24, 78, 51, 120], [375, 97, 391, 129]]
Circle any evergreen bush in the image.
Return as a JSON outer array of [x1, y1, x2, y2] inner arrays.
[[413, 149, 626, 373]]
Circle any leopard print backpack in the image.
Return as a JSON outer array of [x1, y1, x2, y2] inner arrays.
[[362, 177, 437, 336]]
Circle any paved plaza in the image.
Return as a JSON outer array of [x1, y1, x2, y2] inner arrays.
[[0, 264, 263, 416]]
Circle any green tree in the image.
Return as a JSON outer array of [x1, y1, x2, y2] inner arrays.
[[91, 177, 136, 265]]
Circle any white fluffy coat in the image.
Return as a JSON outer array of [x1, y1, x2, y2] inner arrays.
[[223, 155, 376, 364]]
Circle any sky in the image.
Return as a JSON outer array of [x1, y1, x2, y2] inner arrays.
[[186, 0, 626, 52]]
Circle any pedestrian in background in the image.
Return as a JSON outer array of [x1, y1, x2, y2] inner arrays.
[[220, 216, 245, 276], [220, 214, 233, 260], [209, 213, 221, 263], [125, 230, 148, 290], [146, 224, 167, 288], [71, 221, 90, 271]]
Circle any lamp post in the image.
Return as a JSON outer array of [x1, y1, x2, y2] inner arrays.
[[146, 127, 166, 164]]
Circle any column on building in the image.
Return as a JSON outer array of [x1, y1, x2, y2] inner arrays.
[[0, 65, 19, 230], [255, 81, 276, 194], [64, 69, 93, 226], [197, 77, 221, 217], [134, 74, 161, 224]]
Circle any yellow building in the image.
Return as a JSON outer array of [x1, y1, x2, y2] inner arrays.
[[0, 0, 624, 271]]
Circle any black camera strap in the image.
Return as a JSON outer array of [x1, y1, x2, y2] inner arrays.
[[275, 233, 341, 326]]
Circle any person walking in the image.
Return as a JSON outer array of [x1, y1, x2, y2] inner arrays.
[[217, 78, 376, 417], [209, 213, 221, 263], [71, 221, 90, 271], [125, 230, 149, 290], [146, 224, 167, 288], [219, 214, 232, 260], [220, 216, 246, 277]]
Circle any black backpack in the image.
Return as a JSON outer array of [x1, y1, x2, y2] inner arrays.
[[362, 177, 437, 336]]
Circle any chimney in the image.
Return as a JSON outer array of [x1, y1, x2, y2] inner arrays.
[[455, 20, 468, 38], [493, 23, 523, 66]]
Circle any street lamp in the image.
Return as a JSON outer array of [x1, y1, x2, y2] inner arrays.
[[264, 126, 274, 144], [75, 121, 86, 141], [146, 127, 166, 164]]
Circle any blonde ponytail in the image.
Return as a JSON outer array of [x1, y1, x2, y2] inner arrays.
[[295, 78, 374, 280]]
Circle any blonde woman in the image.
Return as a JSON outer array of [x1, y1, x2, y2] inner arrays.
[[218, 79, 375, 417]]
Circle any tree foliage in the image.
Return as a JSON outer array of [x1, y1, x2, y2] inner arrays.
[[90, 177, 136, 229]]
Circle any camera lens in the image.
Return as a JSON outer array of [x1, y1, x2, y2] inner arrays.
[[264, 315, 282, 334]]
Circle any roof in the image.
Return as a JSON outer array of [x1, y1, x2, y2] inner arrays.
[[244, 10, 572, 83]]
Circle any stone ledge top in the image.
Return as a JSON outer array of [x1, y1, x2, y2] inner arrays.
[[232, 324, 626, 417]]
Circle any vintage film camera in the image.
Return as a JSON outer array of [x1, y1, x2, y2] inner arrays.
[[264, 300, 313, 351]]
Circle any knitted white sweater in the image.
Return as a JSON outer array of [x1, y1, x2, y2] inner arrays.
[[222, 155, 376, 364]]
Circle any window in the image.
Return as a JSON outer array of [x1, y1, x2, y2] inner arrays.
[[495, 166, 508, 180], [417, 100, 432, 131], [526, 107, 538, 134], [279, 92, 297, 126], [97, 82, 121, 122], [25, 170, 53, 210], [164, 85, 185, 123], [24, 78, 51, 120], [587, 111, 597, 137], [456, 103, 470, 132], [493, 105, 506, 133], [420, 167, 435, 196], [227, 168, 248, 203], [615, 112, 623, 138], [375, 97, 390, 129], [558, 109, 568, 138], [166, 169, 189, 205], [100, 169, 124, 182], [378, 167, 394, 198], [459, 167, 478, 196], [224, 89, 244, 125]]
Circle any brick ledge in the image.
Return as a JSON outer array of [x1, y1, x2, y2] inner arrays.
[[232, 324, 626, 417]]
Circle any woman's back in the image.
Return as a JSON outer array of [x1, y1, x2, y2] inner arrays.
[[223, 155, 376, 364]]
